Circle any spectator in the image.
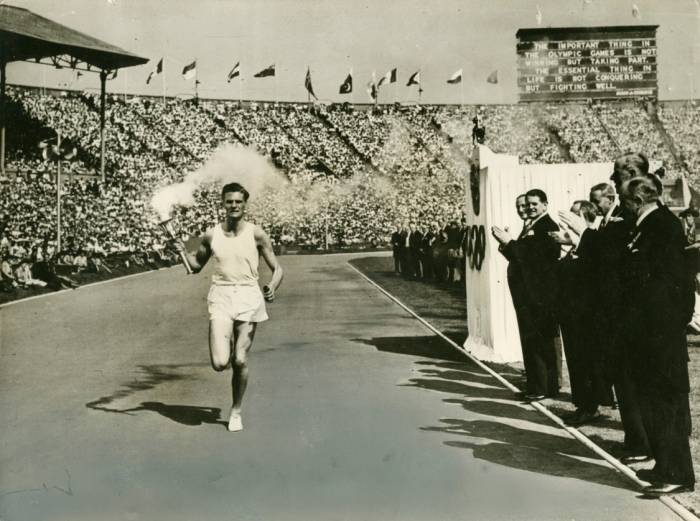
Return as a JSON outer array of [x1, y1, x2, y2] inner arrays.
[[492, 189, 561, 401], [619, 176, 695, 495]]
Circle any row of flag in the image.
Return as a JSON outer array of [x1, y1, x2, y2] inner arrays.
[[360, 67, 497, 101], [139, 58, 498, 100]]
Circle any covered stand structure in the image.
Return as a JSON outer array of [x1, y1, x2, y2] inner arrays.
[[0, 4, 148, 179]]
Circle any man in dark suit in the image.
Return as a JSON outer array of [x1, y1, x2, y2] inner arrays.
[[560, 176, 651, 460], [391, 223, 403, 275], [398, 222, 410, 277], [618, 176, 695, 495], [408, 223, 423, 279], [432, 224, 449, 282], [493, 189, 561, 401], [554, 200, 612, 426], [420, 223, 438, 280], [446, 221, 462, 283]]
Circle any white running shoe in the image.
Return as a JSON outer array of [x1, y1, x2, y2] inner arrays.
[[228, 410, 243, 432]]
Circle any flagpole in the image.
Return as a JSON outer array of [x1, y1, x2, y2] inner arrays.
[[123, 68, 128, 102], [350, 66, 355, 107], [460, 77, 464, 107], [162, 58, 166, 104], [195, 57, 198, 103]]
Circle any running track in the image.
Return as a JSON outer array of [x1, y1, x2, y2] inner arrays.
[[0, 253, 680, 521]]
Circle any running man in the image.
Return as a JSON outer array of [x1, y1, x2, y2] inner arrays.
[[175, 182, 283, 432]]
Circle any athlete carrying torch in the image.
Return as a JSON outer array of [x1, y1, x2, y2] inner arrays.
[[168, 182, 283, 432]]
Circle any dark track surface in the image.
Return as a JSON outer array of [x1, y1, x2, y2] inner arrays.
[[0, 253, 677, 521]]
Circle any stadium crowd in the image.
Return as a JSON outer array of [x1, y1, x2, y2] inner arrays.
[[1, 85, 697, 300]]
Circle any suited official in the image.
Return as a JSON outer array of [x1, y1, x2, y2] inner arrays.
[[560, 161, 653, 459], [421, 223, 438, 280], [619, 176, 695, 495], [407, 223, 423, 279], [493, 189, 561, 400], [554, 200, 613, 425], [391, 223, 403, 275], [398, 222, 410, 277]]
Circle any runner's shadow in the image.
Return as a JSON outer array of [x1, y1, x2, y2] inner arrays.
[[126, 402, 226, 427], [86, 363, 206, 413]]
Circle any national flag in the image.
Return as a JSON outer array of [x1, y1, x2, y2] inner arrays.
[[367, 71, 377, 101], [156, 58, 163, 74], [632, 3, 641, 18], [146, 71, 155, 85], [305, 68, 317, 100], [182, 60, 196, 80], [339, 71, 353, 94], [535, 4, 543, 25], [108, 69, 118, 80], [368, 82, 377, 101], [377, 68, 396, 87], [227, 62, 240, 82], [406, 71, 420, 87], [76, 71, 83, 78], [487, 70, 498, 84], [447, 69, 462, 84], [254, 64, 275, 78]]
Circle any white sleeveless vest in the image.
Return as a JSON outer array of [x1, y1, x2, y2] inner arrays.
[[210, 222, 259, 285]]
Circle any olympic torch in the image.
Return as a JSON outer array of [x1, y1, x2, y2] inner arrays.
[[158, 218, 194, 274]]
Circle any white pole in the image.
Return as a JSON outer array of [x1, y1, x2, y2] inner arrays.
[[56, 130, 62, 253], [162, 58, 166, 104]]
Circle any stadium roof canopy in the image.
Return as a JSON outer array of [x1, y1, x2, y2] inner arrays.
[[0, 4, 149, 177], [0, 5, 148, 70]]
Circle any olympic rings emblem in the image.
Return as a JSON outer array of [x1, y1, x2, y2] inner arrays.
[[465, 224, 486, 271]]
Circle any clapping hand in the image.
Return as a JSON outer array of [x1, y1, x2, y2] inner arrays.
[[548, 229, 575, 245], [491, 226, 512, 245], [558, 211, 587, 236]]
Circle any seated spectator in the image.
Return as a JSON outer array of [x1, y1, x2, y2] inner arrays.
[[1, 251, 18, 292], [14, 259, 47, 288]]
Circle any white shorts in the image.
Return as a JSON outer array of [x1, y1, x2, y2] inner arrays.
[[207, 284, 269, 323]]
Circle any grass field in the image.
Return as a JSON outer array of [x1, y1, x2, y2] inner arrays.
[[351, 255, 700, 514]]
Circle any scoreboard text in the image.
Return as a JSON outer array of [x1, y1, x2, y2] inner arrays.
[[516, 26, 658, 102]]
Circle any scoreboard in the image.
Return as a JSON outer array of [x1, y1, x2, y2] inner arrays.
[[516, 26, 658, 102]]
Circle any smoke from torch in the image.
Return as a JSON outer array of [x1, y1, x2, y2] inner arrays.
[[151, 143, 288, 222]]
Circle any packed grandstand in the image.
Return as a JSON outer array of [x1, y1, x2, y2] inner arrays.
[[1, 84, 699, 292]]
